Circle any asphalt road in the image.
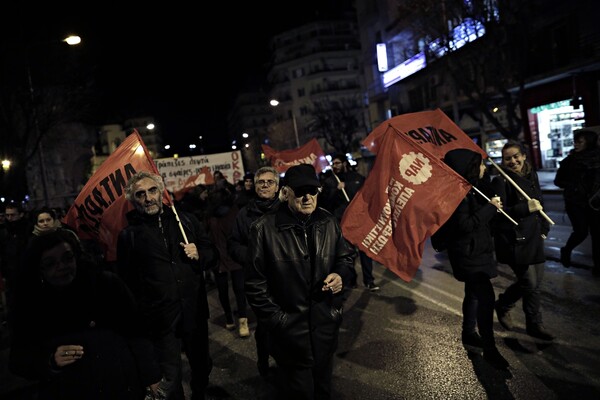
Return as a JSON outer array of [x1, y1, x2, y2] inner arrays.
[[1, 188, 598, 400]]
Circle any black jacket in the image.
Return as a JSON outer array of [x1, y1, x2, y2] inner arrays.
[[441, 148, 498, 281], [117, 207, 218, 336], [245, 205, 355, 368], [9, 263, 161, 400], [554, 148, 600, 208], [446, 191, 499, 281], [492, 168, 549, 265], [228, 197, 280, 265], [321, 170, 365, 221]]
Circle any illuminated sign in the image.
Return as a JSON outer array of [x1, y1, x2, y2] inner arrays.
[[382, 52, 426, 87], [381, 18, 486, 88], [376, 43, 388, 72]]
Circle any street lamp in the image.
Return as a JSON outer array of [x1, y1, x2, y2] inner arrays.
[[269, 99, 300, 148], [28, 34, 81, 206]]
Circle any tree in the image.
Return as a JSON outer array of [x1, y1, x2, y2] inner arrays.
[[0, 33, 97, 204], [308, 96, 366, 154], [402, 0, 540, 141]]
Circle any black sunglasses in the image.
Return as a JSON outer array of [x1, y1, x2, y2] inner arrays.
[[292, 186, 320, 197]]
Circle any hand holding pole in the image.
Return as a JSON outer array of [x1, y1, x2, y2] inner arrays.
[[489, 159, 555, 225]]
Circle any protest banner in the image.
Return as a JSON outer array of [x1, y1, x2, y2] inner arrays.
[[155, 150, 244, 194]]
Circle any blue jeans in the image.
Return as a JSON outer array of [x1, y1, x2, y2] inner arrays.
[[497, 262, 545, 325]]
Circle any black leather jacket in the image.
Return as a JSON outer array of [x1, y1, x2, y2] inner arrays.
[[245, 205, 355, 367]]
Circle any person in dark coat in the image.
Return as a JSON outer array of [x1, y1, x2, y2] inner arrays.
[[234, 172, 256, 208], [321, 153, 379, 291], [228, 166, 281, 377], [206, 188, 249, 338], [117, 171, 218, 400], [442, 149, 508, 369], [0, 202, 30, 336], [9, 229, 162, 400], [245, 164, 356, 400], [492, 141, 554, 341], [554, 128, 600, 275]]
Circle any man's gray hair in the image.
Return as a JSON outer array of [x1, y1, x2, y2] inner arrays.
[[124, 171, 165, 201], [254, 166, 280, 185]]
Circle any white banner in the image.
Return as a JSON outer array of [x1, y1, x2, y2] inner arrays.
[[155, 151, 245, 193]]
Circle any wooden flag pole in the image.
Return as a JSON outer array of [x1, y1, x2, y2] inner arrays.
[[471, 186, 518, 225], [489, 159, 555, 225], [331, 171, 351, 202], [170, 204, 189, 244]]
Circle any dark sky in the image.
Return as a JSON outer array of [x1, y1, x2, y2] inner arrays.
[[6, 1, 352, 155]]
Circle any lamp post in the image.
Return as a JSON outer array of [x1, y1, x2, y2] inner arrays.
[[269, 99, 300, 148], [27, 35, 81, 206]]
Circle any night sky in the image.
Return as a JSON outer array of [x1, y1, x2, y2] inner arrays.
[[5, 1, 352, 155]]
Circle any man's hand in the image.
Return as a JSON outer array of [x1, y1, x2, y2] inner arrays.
[[180, 243, 199, 260], [322, 273, 343, 294]]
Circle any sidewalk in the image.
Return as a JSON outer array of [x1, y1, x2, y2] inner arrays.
[[537, 169, 561, 193]]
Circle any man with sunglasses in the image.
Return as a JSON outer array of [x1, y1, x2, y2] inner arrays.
[[245, 164, 356, 399]]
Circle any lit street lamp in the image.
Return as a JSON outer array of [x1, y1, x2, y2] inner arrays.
[[27, 35, 81, 206], [269, 99, 300, 148]]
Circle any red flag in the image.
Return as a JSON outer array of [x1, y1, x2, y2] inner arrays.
[[341, 129, 472, 282], [62, 131, 165, 262], [363, 108, 487, 159], [262, 138, 329, 174], [172, 166, 214, 201]]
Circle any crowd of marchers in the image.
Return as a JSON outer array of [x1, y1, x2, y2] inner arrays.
[[0, 129, 599, 399]]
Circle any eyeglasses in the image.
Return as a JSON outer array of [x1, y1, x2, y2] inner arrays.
[[134, 186, 160, 199], [502, 152, 522, 162], [41, 251, 76, 271], [292, 186, 320, 197], [257, 179, 277, 187]]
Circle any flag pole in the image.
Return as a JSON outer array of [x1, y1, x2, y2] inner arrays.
[[471, 186, 518, 225], [331, 171, 350, 202], [170, 204, 189, 244], [489, 159, 555, 225]]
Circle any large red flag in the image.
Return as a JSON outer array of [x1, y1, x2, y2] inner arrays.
[[262, 138, 329, 174], [363, 108, 487, 159], [341, 129, 472, 282], [62, 131, 165, 262]]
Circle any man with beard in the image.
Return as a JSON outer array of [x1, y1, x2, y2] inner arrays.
[[117, 171, 218, 400]]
